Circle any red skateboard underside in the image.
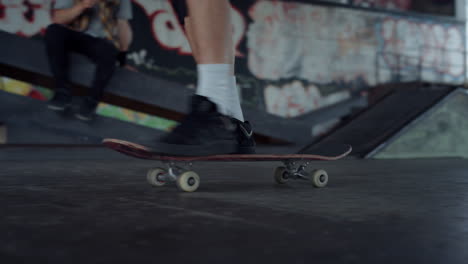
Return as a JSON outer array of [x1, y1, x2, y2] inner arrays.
[[102, 138, 352, 162]]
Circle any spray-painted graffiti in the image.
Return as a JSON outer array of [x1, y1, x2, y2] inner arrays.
[[0, 0, 247, 56], [0, 75, 176, 131], [247, 1, 464, 116], [378, 17, 465, 82], [247, 1, 378, 86], [0, 0, 465, 119], [0, 0, 51, 36], [264, 81, 351, 118], [133, 0, 246, 56], [352, 0, 412, 10], [0, 76, 48, 100], [97, 103, 177, 131]]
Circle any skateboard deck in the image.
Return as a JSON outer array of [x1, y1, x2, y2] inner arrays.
[[103, 138, 352, 192]]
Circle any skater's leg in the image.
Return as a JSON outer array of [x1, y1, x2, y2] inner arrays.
[[184, 15, 244, 121], [152, 0, 254, 156]]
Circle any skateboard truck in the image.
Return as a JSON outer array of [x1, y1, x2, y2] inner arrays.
[[163, 162, 192, 181], [146, 162, 201, 192], [275, 160, 329, 188]]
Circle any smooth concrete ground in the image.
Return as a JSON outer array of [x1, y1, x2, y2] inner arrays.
[[1, 146, 468, 264]]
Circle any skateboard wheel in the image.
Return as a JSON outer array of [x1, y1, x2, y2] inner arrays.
[[311, 169, 328, 188], [176, 171, 200, 192], [146, 168, 167, 187], [274, 166, 289, 184]]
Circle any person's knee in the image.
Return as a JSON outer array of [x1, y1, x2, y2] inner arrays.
[[46, 24, 66, 36], [45, 24, 67, 43]]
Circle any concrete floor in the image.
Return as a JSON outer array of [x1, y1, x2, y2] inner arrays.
[[1, 146, 468, 263]]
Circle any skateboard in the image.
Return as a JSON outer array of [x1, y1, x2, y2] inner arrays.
[[103, 138, 352, 192]]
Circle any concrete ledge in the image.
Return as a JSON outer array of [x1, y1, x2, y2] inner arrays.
[[0, 90, 164, 144]]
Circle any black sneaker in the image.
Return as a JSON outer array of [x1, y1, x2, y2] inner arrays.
[[75, 97, 98, 121], [234, 120, 256, 154], [152, 95, 250, 156], [47, 92, 72, 111]]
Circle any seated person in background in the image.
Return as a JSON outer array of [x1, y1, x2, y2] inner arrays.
[[45, 0, 133, 121]]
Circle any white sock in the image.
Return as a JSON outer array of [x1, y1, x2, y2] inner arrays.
[[196, 64, 232, 116], [229, 77, 245, 122]]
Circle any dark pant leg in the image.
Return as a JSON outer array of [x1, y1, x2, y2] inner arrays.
[[90, 40, 118, 101], [171, 0, 188, 25], [69, 34, 118, 102], [44, 24, 73, 94]]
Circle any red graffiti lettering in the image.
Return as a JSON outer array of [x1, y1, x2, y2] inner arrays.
[[0, 0, 51, 36], [134, 0, 246, 57]]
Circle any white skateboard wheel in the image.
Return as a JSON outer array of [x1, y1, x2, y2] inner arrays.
[[146, 168, 167, 187], [274, 166, 289, 184], [176, 171, 200, 192], [311, 169, 328, 188]]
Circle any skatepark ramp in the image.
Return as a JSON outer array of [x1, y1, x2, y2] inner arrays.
[[300, 84, 466, 158], [369, 88, 468, 159]]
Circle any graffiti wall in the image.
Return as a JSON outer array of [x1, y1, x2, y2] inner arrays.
[[351, 0, 412, 10], [350, 0, 454, 16], [0, 0, 465, 118], [378, 16, 465, 83], [0, 0, 52, 36]]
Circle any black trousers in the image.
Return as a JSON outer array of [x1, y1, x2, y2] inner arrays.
[[45, 24, 118, 102]]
